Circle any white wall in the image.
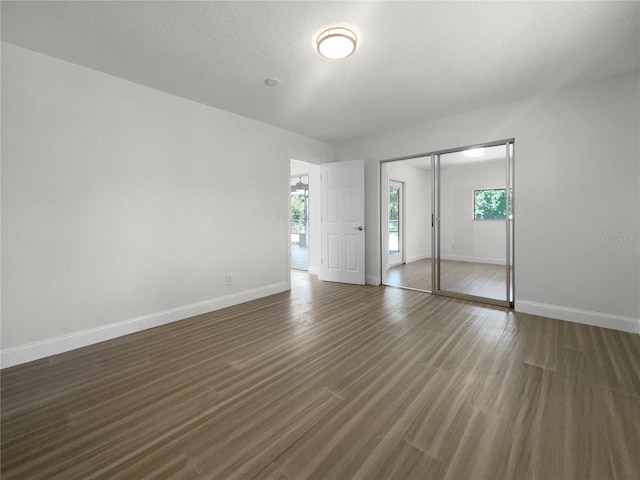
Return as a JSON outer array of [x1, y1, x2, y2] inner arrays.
[[290, 159, 321, 276], [1, 43, 332, 365], [385, 161, 431, 264], [334, 71, 640, 332]]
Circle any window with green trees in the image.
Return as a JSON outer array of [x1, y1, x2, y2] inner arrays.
[[388, 184, 400, 254], [290, 176, 309, 235], [473, 188, 512, 220], [291, 193, 307, 234]]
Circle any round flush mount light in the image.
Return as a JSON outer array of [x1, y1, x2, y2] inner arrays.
[[463, 147, 485, 158], [316, 27, 357, 60]]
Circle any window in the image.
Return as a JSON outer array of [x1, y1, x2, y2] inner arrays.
[[473, 188, 512, 220], [388, 183, 400, 254]]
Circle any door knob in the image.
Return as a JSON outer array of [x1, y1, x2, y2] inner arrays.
[[354, 226, 364, 231]]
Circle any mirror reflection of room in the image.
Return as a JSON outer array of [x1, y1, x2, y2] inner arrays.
[[438, 145, 509, 301], [385, 157, 432, 291], [384, 143, 513, 305]]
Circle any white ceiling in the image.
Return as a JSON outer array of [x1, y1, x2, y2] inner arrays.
[[2, 1, 638, 145]]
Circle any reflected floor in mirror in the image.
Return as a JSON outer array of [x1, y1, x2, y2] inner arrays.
[[387, 258, 510, 300]]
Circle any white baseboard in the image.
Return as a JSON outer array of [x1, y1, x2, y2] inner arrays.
[[308, 265, 320, 276], [516, 300, 640, 334], [366, 275, 381, 286], [441, 254, 505, 265], [1, 282, 290, 369], [406, 254, 430, 264], [396, 254, 504, 265]]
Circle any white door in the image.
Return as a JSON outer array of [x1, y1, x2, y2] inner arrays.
[[321, 160, 365, 285]]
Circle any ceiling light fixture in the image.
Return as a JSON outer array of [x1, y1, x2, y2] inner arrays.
[[316, 27, 357, 60], [463, 147, 485, 158]]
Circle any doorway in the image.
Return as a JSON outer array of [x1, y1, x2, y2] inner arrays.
[[290, 175, 309, 270], [290, 159, 321, 277], [287, 158, 366, 285], [380, 139, 515, 308]]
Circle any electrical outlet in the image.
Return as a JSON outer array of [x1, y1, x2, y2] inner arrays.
[[225, 273, 232, 286]]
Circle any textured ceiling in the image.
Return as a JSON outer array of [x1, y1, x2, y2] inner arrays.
[[2, 1, 639, 144]]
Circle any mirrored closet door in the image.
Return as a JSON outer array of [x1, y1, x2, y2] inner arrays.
[[381, 139, 514, 308]]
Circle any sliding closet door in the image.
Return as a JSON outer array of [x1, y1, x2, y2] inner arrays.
[[433, 141, 514, 307], [380, 159, 432, 291]]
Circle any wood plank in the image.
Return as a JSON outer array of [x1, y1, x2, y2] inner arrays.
[[274, 351, 445, 479], [554, 349, 618, 480], [592, 385, 640, 479], [404, 369, 481, 461], [437, 405, 509, 480], [494, 365, 557, 480], [522, 314, 559, 371], [369, 439, 441, 480]]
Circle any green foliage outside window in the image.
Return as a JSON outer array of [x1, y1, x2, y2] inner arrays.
[[474, 188, 512, 220], [389, 187, 399, 223], [291, 193, 307, 233], [388, 185, 400, 254], [389, 187, 399, 232]]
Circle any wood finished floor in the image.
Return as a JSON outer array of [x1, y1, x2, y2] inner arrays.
[[387, 258, 510, 301], [2, 271, 639, 479]]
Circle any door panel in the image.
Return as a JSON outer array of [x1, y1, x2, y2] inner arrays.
[[433, 141, 514, 308], [328, 188, 339, 222], [438, 149, 507, 301], [346, 235, 359, 271], [380, 161, 431, 290], [321, 160, 365, 285], [327, 235, 340, 269], [346, 187, 359, 223]]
